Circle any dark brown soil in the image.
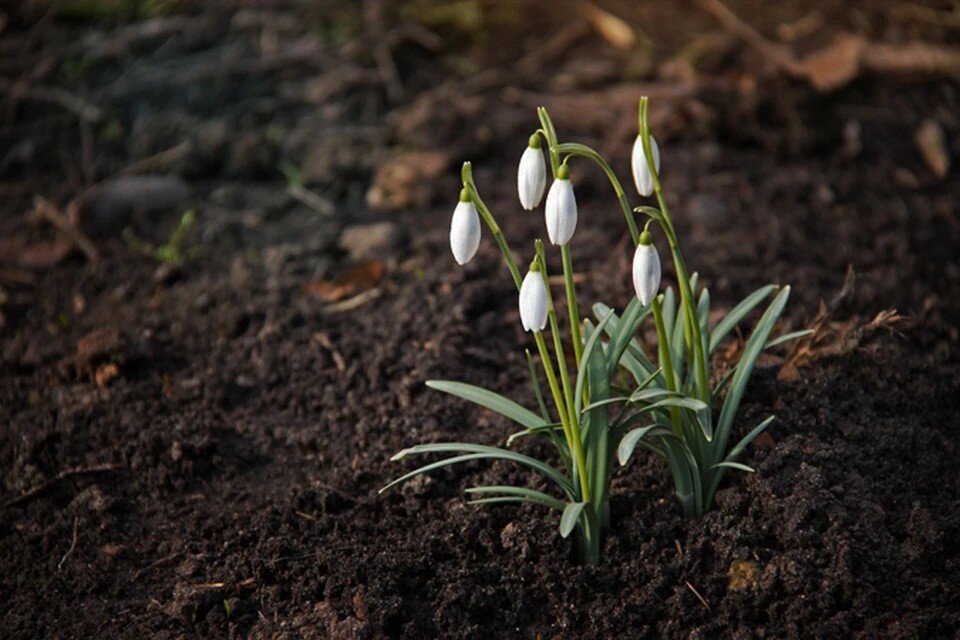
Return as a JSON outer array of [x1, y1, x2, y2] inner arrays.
[[2, 2, 959, 638]]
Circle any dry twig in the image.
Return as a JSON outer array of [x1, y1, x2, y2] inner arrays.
[[57, 517, 80, 570], [2, 464, 120, 509]]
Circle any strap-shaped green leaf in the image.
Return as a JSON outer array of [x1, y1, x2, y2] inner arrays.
[[708, 284, 777, 353], [524, 349, 551, 422], [618, 424, 674, 465], [714, 287, 791, 458], [560, 502, 586, 538], [710, 461, 755, 473], [764, 329, 813, 349], [505, 422, 565, 447], [465, 486, 565, 511], [426, 380, 545, 429], [604, 299, 652, 380], [727, 415, 774, 462], [573, 312, 614, 415], [385, 442, 574, 497]]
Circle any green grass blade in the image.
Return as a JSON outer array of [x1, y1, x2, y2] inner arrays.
[[708, 284, 777, 353], [560, 502, 586, 538], [426, 380, 545, 430]]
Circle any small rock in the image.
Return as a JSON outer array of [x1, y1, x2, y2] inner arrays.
[[76, 327, 126, 377], [338, 222, 403, 260], [915, 118, 950, 179], [79, 175, 190, 238]]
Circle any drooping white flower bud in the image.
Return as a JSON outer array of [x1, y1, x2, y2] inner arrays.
[[518, 135, 547, 210], [544, 164, 577, 245], [519, 266, 548, 332], [631, 134, 660, 197], [632, 230, 661, 306], [450, 189, 481, 265]]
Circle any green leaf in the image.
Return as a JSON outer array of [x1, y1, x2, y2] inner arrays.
[[618, 424, 673, 465], [385, 442, 574, 497], [592, 302, 659, 384], [505, 422, 565, 447], [603, 298, 652, 380], [724, 415, 774, 465], [711, 461, 755, 473], [426, 380, 545, 430], [559, 502, 586, 538], [465, 486, 565, 511], [764, 329, 813, 349], [573, 312, 614, 415], [715, 287, 791, 458], [525, 349, 551, 422], [708, 285, 777, 353]]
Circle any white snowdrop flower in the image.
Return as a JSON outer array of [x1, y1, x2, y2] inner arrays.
[[632, 230, 661, 306], [631, 134, 660, 197], [518, 267, 548, 332], [544, 164, 577, 245], [518, 135, 547, 210], [450, 189, 481, 265]]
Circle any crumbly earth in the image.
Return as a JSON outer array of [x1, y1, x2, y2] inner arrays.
[[1, 2, 958, 638]]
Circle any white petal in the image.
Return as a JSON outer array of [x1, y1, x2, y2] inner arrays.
[[632, 243, 661, 306], [631, 135, 660, 197], [518, 146, 547, 210], [544, 179, 578, 245], [450, 201, 481, 265], [519, 271, 548, 332]]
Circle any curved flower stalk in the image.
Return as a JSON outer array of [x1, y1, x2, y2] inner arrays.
[[383, 98, 810, 565]]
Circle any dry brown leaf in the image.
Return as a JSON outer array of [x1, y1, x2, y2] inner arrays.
[[777, 303, 904, 382], [304, 260, 385, 304], [579, 2, 636, 50], [728, 559, 759, 592], [95, 363, 120, 388], [795, 33, 866, 92], [915, 119, 950, 179]]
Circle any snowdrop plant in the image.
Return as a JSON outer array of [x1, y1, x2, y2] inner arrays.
[[593, 97, 811, 517], [382, 97, 808, 562]]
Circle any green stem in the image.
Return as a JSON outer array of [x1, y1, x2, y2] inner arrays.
[[651, 296, 682, 437], [461, 162, 522, 289], [539, 266, 589, 503], [638, 97, 710, 402], [554, 142, 639, 245], [560, 244, 583, 364], [532, 332, 573, 448]]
